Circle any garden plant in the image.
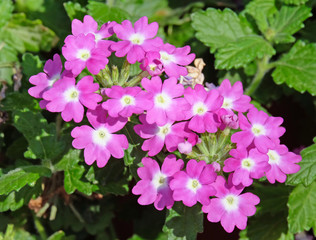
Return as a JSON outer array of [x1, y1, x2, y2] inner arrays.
[[0, 0, 316, 240]]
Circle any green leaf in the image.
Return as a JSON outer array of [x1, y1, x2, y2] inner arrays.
[[272, 41, 316, 96], [0, 44, 18, 86], [63, 2, 87, 21], [287, 138, 316, 186], [55, 149, 94, 195], [13, 110, 67, 160], [15, 0, 45, 12], [0, 166, 50, 195], [268, 5, 312, 43], [0, 13, 57, 53], [191, 8, 253, 53], [215, 35, 275, 69], [280, 0, 309, 5], [244, 184, 292, 240], [0, 0, 14, 28], [21, 53, 43, 80], [163, 202, 203, 240], [87, 1, 130, 24], [47, 231, 65, 240], [244, 0, 277, 33], [287, 181, 316, 233], [2, 92, 40, 112], [0, 179, 42, 212]]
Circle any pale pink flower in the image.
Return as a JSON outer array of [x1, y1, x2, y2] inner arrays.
[[231, 107, 286, 153], [265, 144, 301, 183], [71, 106, 128, 167], [183, 84, 223, 133], [158, 43, 195, 78], [62, 33, 111, 75], [102, 85, 152, 118], [170, 159, 217, 207], [141, 76, 189, 126], [43, 76, 102, 123], [111, 16, 161, 64], [223, 148, 270, 187], [28, 54, 72, 108], [132, 155, 184, 210], [202, 176, 260, 233]]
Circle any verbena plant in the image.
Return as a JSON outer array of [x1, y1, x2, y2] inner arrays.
[[0, 0, 315, 239]]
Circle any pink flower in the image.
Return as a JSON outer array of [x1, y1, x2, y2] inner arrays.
[[111, 16, 161, 64], [202, 176, 260, 233], [170, 159, 217, 207], [62, 33, 111, 75], [134, 115, 196, 156], [132, 155, 184, 210], [223, 148, 270, 187], [141, 76, 189, 126], [71, 15, 116, 43], [159, 43, 195, 78], [184, 84, 223, 133], [265, 144, 301, 183], [28, 54, 72, 108], [102, 85, 152, 118], [71, 106, 128, 167], [43, 76, 102, 123], [140, 51, 163, 76], [218, 79, 252, 113], [220, 113, 239, 130], [231, 107, 286, 153]]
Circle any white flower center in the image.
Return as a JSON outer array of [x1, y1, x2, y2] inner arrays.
[[120, 95, 135, 107], [193, 102, 208, 116], [152, 172, 168, 189], [251, 124, 266, 136], [92, 127, 111, 147], [94, 33, 102, 42], [64, 87, 79, 102], [268, 150, 280, 165], [241, 157, 255, 170], [187, 178, 201, 193], [129, 33, 145, 45], [222, 194, 239, 212], [154, 93, 171, 109], [159, 51, 175, 64], [157, 124, 172, 139], [222, 97, 233, 109], [77, 49, 91, 61]]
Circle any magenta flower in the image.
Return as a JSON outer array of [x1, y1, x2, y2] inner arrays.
[[184, 84, 223, 133], [71, 15, 116, 43], [170, 159, 217, 207], [134, 115, 196, 156], [218, 79, 252, 114], [62, 33, 111, 75], [102, 85, 152, 118], [28, 54, 72, 108], [111, 16, 161, 64], [265, 144, 301, 183], [231, 107, 286, 153], [159, 43, 195, 78], [202, 176, 260, 233], [71, 106, 128, 167], [132, 155, 184, 210], [223, 148, 270, 187], [140, 51, 164, 76], [141, 76, 189, 126], [43, 76, 102, 123]]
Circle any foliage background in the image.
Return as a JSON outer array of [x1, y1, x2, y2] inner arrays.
[[0, 0, 316, 239]]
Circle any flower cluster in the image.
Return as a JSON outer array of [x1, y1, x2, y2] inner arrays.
[[28, 15, 301, 233]]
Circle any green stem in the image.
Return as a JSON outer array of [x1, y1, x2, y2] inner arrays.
[[33, 214, 47, 240], [245, 56, 274, 96]]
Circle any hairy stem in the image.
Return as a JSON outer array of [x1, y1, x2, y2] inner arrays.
[[245, 56, 274, 96]]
